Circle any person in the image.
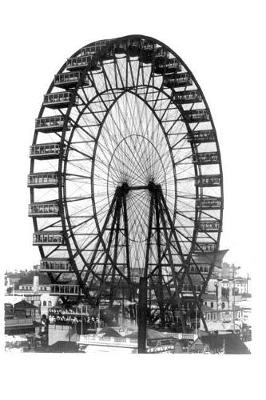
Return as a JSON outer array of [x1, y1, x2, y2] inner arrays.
[[40, 315, 47, 334]]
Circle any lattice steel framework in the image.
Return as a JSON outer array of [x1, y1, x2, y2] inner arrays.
[[29, 34, 223, 332]]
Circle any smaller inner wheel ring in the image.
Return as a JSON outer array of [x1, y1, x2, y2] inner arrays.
[[102, 134, 172, 243], [106, 134, 169, 203], [29, 34, 223, 330]]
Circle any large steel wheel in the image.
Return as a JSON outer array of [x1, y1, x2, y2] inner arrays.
[[29, 35, 223, 331]]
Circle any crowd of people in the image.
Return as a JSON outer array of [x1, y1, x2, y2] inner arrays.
[[48, 308, 103, 330]]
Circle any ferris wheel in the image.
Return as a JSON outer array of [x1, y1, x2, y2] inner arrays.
[[28, 34, 223, 331]]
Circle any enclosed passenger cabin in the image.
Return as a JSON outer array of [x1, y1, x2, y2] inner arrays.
[[43, 91, 75, 109], [35, 115, 68, 133], [54, 72, 92, 89], [40, 258, 71, 272], [27, 172, 59, 188], [139, 40, 155, 63], [195, 174, 222, 187], [28, 201, 59, 217], [196, 197, 222, 210], [193, 152, 219, 165], [141, 41, 155, 52], [30, 143, 63, 160], [163, 73, 193, 88], [194, 242, 216, 253], [33, 231, 64, 245], [66, 55, 101, 71], [102, 50, 116, 61], [112, 40, 128, 54], [174, 90, 202, 104], [80, 40, 110, 56], [153, 47, 168, 63], [101, 39, 138, 60], [153, 58, 181, 74], [187, 130, 216, 143], [79, 47, 96, 57], [50, 284, 81, 296], [183, 109, 210, 123], [127, 39, 141, 57], [198, 220, 221, 232]]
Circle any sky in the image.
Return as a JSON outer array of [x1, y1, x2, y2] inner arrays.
[[1, 1, 264, 278], [1, 0, 265, 397]]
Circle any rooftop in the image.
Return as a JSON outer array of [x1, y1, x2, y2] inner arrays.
[[202, 293, 227, 301], [200, 333, 250, 354], [14, 300, 38, 310]]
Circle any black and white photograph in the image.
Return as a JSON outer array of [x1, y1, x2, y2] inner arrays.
[[1, 0, 264, 399]]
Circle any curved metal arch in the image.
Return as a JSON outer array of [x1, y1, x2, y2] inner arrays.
[[95, 34, 223, 255], [29, 34, 224, 322]]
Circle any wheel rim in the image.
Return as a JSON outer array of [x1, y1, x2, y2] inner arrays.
[[29, 34, 223, 329]]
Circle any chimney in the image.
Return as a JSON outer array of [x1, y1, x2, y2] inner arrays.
[[217, 279, 222, 310], [33, 274, 39, 293]]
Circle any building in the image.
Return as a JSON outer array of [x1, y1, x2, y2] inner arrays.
[[13, 300, 39, 319], [200, 333, 250, 354], [5, 270, 58, 316], [201, 261, 251, 334], [5, 299, 40, 335]]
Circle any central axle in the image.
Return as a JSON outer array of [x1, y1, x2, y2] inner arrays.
[[117, 181, 161, 195]]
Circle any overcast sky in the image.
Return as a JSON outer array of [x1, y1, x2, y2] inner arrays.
[[1, 0, 264, 278]]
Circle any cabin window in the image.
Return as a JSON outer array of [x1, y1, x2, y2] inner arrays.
[[210, 302, 213, 308], [43, 301, 47, 306]]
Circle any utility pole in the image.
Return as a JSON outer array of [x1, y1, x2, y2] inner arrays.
[[138, 277, 147, 353], [246, 273, 249, 295], [195, 306, 198, 337], [98, 304, 101, 330], [233, 265, 235, 333], [232, 265, 240, 334]]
